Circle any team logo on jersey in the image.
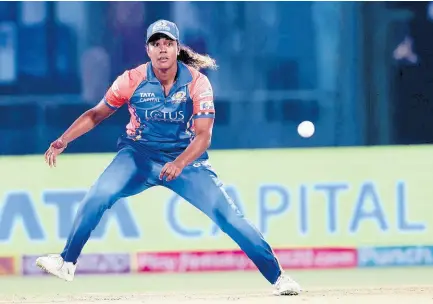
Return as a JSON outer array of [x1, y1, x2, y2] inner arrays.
[[171, 91, 187, 103], [199, 100, 214, 111]]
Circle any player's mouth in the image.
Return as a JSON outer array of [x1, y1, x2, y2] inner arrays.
[[158, 57, 169, 63]]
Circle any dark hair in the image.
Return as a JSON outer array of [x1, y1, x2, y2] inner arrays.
[[147, 33, 218, 71], [177, 45, 218, 71]]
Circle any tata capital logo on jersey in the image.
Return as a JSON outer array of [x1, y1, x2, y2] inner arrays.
[[171, 91, 187, 103], [144, 110, 185, 122], [140, 92, 160, 102]]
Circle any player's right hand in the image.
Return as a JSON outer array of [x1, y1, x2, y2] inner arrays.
[[45, 138, 67, 168]]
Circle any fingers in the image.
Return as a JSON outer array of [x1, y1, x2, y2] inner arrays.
[[48, 151, 55, 168], [45, 139, 66, 168], [52, 152, 57, 167], [44, 148, 57, 168], [44, 149, 50, 164], [159, 164, 168, 180], [165, 167, 180, 182], [160, 165, 175, 181], [159, 163, 182, 181]]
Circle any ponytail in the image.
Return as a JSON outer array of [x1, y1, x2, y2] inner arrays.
[[177, 45, 218, 71]]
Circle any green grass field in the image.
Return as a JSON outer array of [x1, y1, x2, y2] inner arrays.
[[1, 268, 433, 303]]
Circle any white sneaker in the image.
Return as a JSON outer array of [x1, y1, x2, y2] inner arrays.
[[273, 273, 301, 296], [35, 254, 76, 282]]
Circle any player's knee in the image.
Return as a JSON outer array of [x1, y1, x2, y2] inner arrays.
[[213, 205, 243, 233], [82, 184, 122, 213]]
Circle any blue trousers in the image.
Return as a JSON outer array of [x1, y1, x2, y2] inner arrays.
[[61, 144, 282, 284]]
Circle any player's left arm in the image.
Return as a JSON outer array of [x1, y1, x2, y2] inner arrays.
[[159, 74, 215, 181], [174, 117, 214, 167]]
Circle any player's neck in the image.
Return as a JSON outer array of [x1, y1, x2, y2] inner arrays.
[[153, 63, 178, 86]]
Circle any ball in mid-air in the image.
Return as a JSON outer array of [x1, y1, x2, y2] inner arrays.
[[297, 120, 315, 138]]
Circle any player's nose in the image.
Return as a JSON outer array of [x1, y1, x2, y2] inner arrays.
[[158, 45, 168, 52]]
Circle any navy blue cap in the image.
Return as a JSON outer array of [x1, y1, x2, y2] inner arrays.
[[146, 19, 180, 43]]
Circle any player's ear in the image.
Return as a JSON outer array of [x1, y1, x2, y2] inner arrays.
[[145, 44, 150, 57]]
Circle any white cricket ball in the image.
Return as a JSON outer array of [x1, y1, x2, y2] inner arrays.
[[297, 120, 315, 138]]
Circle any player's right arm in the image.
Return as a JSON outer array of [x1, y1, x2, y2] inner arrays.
[[45, 69, 139, 167]]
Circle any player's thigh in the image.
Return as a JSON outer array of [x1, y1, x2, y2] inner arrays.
[[165, 161, 241, 220], [90, 147, 158, 200]]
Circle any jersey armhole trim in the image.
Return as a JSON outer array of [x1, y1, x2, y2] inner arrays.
[[103, 97, 119, 110], [193, 113, 215, 119]]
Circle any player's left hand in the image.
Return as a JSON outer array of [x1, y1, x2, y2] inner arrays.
[[159, 160, 185, 182]]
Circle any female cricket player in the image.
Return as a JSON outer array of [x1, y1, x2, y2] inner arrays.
[[36, 19, 301, 296]]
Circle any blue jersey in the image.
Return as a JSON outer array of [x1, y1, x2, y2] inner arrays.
[[104, 61, 215, 159]]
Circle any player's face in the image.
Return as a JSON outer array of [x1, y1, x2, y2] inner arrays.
[[147, 37, 178, 70]]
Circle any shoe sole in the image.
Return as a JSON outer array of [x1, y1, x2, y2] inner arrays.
[[273, 285, 301, 296], [277, 290, 300, 296]]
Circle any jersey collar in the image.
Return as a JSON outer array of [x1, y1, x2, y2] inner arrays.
[[146, 61, 193, 86]]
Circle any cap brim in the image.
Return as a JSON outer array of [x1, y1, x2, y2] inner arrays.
[[147, 31, 177, 43]]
